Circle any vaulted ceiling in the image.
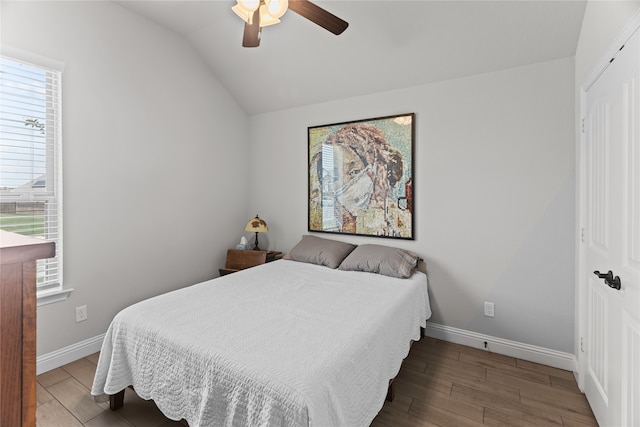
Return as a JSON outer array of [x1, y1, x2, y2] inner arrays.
[[116, 1, 587, 115]]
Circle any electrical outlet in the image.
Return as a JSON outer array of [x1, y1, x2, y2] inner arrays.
[[76, 305, 87, 323], [484, 301, 495, 318]]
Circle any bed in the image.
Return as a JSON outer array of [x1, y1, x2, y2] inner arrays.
[[91, 236, 431, 427]]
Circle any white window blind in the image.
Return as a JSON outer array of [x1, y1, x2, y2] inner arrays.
[[0, 55, 63, 297]]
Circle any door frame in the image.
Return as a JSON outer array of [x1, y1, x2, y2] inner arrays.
[[576, 10, 640, 391]]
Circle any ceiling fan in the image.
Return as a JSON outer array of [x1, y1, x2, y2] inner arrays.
[[231, 0, 349, 48]]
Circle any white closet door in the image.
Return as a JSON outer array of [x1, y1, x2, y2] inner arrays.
[[582, 27, 639, 427]]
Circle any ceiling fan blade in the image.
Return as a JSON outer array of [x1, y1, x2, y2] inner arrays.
[[242, 9, 261, 47], [288, 0, 348, 35]]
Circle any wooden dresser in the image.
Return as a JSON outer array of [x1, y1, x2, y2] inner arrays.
[[1, 231, 55, 426]]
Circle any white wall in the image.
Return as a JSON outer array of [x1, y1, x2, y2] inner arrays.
[[1, 1, 251, 355], [249, 58, 576, 353]]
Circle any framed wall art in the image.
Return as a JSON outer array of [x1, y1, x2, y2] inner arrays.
[[308, 113, 415, 239]]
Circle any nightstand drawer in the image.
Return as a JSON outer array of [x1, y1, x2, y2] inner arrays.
[[266, 251, 283, 262]]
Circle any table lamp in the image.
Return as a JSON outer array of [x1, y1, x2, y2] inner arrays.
[[244, 214, 268, 250]]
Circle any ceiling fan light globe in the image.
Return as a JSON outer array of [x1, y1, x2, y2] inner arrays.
[[259, 4, 281, 26], [231, 4, 251, 23], [266, 0, 288, 19], [237, 0, 260, 13]]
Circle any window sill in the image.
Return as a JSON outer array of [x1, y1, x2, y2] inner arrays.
[[37, 288, 73, 307]]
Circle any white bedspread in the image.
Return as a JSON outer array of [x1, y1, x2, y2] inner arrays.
[[92, 259, 431, 427]]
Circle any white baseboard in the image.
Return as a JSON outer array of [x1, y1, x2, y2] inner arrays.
[[424, 322, 578, 372], [37, 333, 105, 375]]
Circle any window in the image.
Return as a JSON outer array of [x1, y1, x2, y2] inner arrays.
[[0, 52, 68, 305]]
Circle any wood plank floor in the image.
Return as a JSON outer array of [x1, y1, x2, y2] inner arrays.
[[36, 337, 598, 426]]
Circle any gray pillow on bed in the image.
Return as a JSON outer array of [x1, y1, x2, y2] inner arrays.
[[288, 235, 357, 269], [338, 244, 419, 278]]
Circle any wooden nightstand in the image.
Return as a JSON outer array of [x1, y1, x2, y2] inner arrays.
[[219, 249, 283, 276]]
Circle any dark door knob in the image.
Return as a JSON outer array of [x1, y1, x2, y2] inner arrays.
[[593, 270, 622, 290]]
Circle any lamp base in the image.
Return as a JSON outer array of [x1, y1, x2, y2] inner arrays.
[[253, 232, 260, 250]]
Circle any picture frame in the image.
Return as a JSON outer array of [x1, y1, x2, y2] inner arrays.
[[308, 113, 415, 239]]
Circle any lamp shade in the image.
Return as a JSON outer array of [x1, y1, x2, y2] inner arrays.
[[245, 215, 268, 233]]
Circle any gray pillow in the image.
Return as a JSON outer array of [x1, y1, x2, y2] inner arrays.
[[288, 235, 357, 269], [338, 244, 419, 278]]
